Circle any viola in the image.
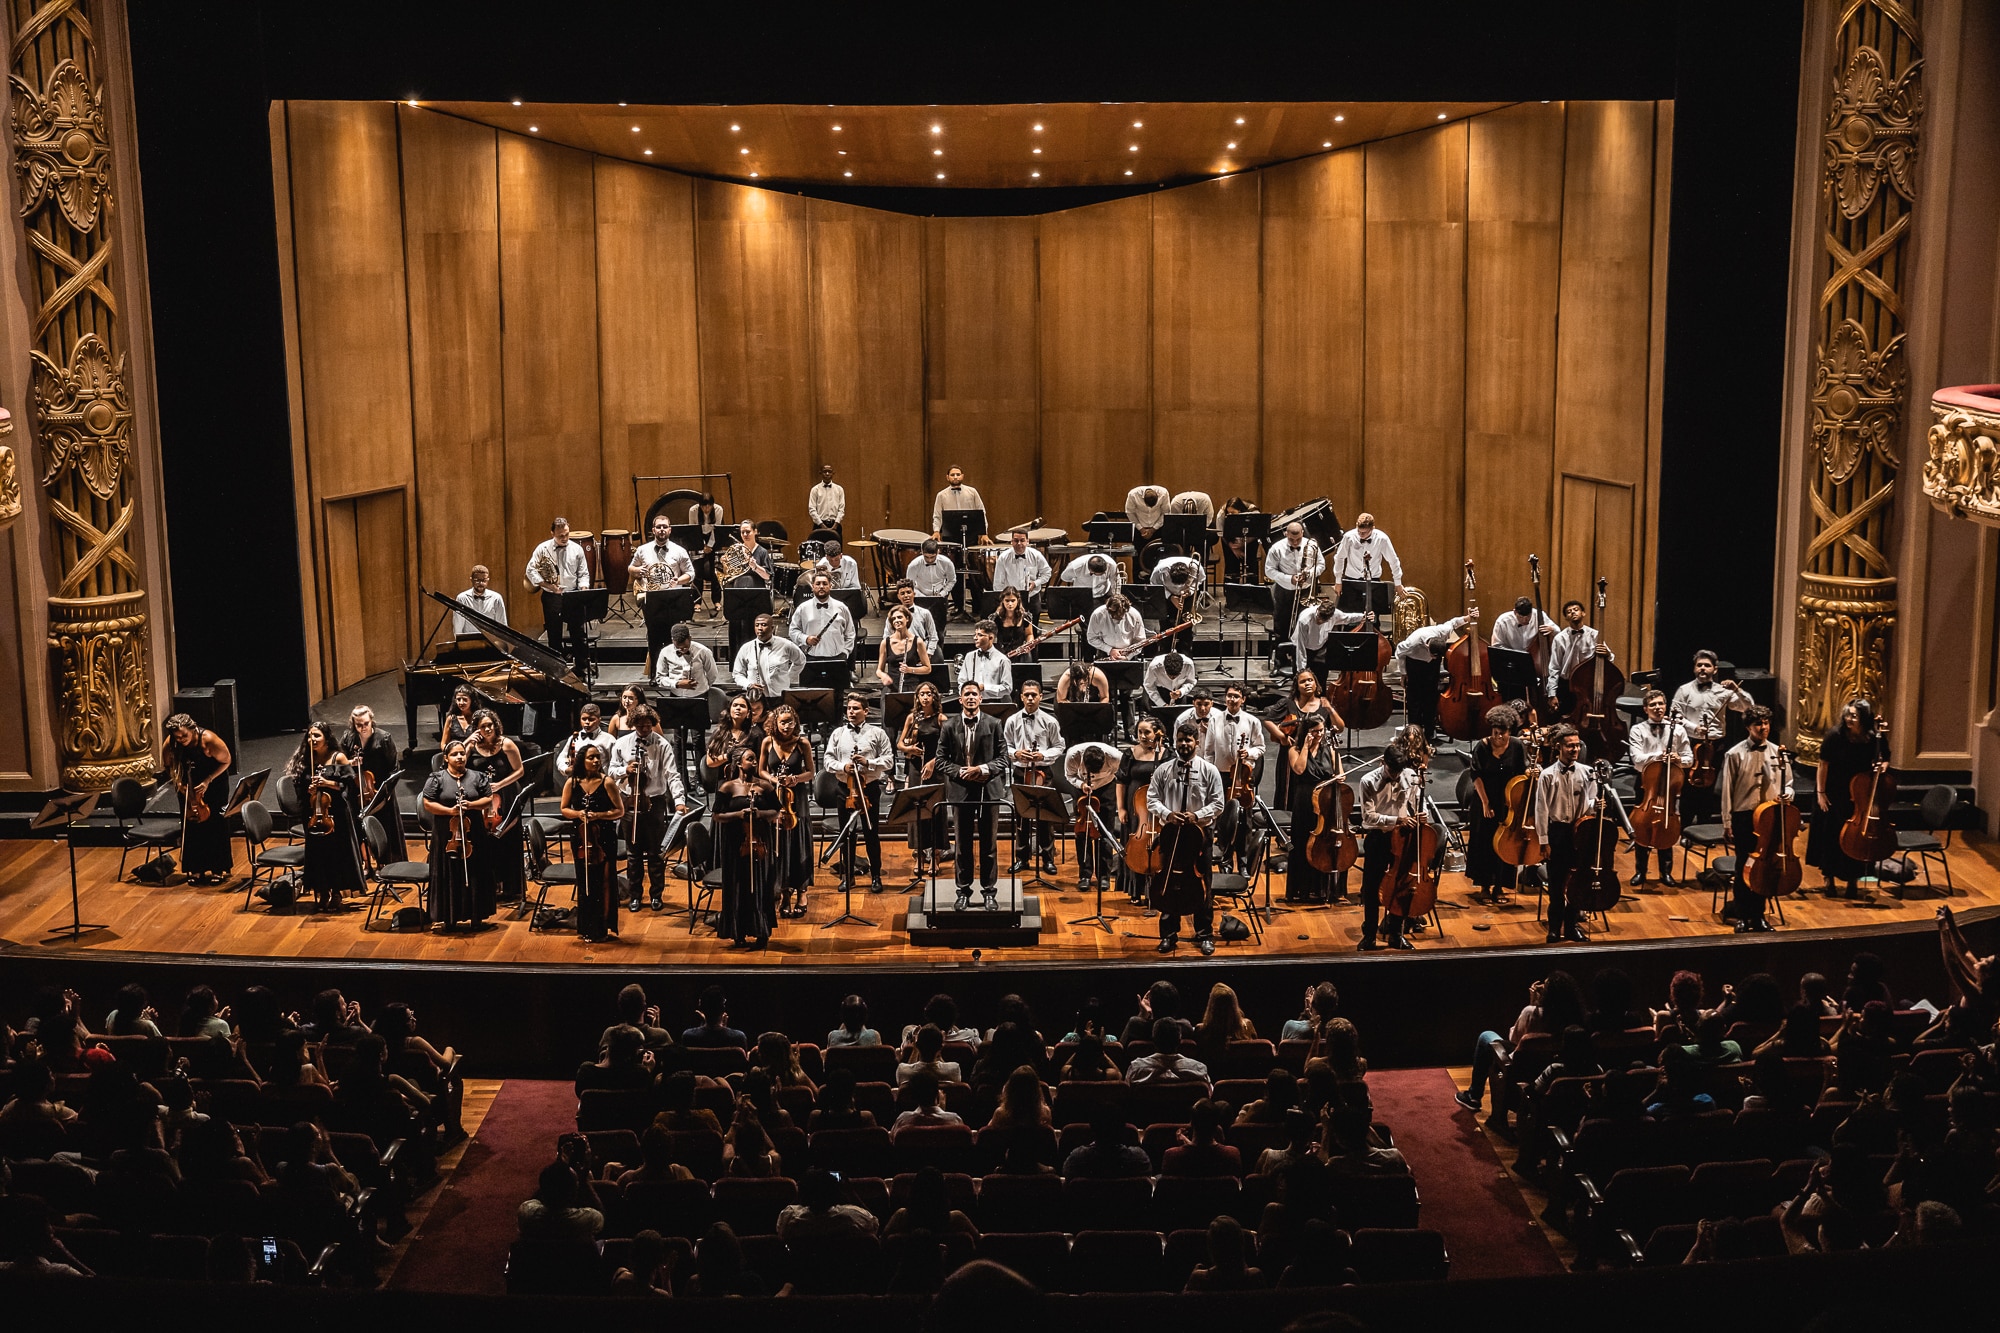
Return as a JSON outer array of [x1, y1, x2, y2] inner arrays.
[[1385, 763, 1440, 923], [1839, 724, 1897, 864], [1629, 710, 1686, 852], [1567, 761, 1623, 914], [1688, 727, 1719, 789], [1565, 576, 1627, 759], [307, 767, 336, 835], [1305, 765, 1359, 875], [1438, 560, 1494, 742], [1077, 784, 1103, 841], [1744, 749, 1803, 898]]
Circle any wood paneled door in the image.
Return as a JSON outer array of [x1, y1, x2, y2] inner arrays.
[[321, 489, 412, 692]]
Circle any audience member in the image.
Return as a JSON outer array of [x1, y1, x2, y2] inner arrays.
[[897, 1025, 963, 1087], [899, 994, 980, 1054], [1529, 1025, 1603, 1099], [1235, 1069, 1299, 1126], [1125, 1019, 1211, 1088], [1056, 1032, 1118, 1082], [1585, 968, 1646, 1035], [654, 1069, 723, 1135], [1842, 952, 1894, 1012], [1280, 982, 1339, 1044], [1061, 1116, 1151, 1179], [1456, 971, 1585, 1113], [1060, 996, 1120, 1045], [1799, 971, 1839, 1017], [1276, 1218, 1352, 1289], [176, 985, 232, 1039], [1322, 1105, 1408, 1176], [828, 994, 880, 1048], [753, 1031, 818, 1092], [1120, 980, 1193, 1047], [1755, 1004, 1833, 1058], [1183, 1214, 1266, 1291], [298, 989, 370, 1045], [1652, 970, 1710, 1045], [984, 1066, 1052, 1132], [777, 1167, 880, 1242], [609, 1228, 677, 1297], [1194, 982, 1257, 1067], [806, 1067, 876, 1132], [600, 984, 674, 1052], [1162, 1098, 1242, 1176], [104, 983, 161, 1037], [683, 985, 750, 1050], [885, 1165, 979, 1242], [970, 1022, 1047, 1090], [737, 1067, 795, 1130], [0, 1195, 90, 1276], [576, 1024, 658, 1095], [891, 1071, 964, 1138], [722, 1100, 781, 1177], [685, 1222, 770, 1297]]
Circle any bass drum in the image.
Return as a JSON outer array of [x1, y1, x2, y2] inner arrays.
[[644, 489, 709, 540], [600, 529, 634, 594]]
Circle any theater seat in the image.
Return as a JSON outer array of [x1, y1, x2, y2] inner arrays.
[[1349, 1227, 1449, 1283], [1066, 1230, 1170, 1293], [976, 1173, 1063, 1233], [712, 1176, 798, 1236], [976, 1232, 1070, 1291], [1063, 1175, 1153, 1232]]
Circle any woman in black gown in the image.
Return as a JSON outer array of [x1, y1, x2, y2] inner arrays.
[[1467, 703, 1527, 905], [1263, 672, 1342, 811], [703, 693, 764, 793], [438, 687, 477, 750], [464, 709, 527, 904], [287, 723, 367, 910], [162, 712, 234, 883], [760, 705, 815, 918], [715, 745, 780, 947], [561, 744, 624, 942], [875, 606, 933, 695], [1285, 712, 1343, 904], [896, 682, 947, 875], [1115, 718, 1165, 903], [420, 739, 494, 929], [992, 589, 1037, 657], [1809, 697, 1888, 897]]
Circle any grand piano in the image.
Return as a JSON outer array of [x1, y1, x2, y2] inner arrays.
[[402, 588, 588, 751]]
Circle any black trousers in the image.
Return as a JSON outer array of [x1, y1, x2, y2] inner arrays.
[[1272, 586, 1300, 643], [835, 780, 885, 879], [1404, 656, 1441, 735], [1358, 830, 1408, 943], [1074, 820, 1115, 882], [641, 593, 687, 669], [541, 591, 592, 671], [624, 804, 670, 900], [1544, 821, 1578, 933], [1728, 808, 1767, 923], [953, 796, 998, 889]]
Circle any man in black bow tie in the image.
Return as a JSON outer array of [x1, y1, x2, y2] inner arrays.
[[1719, 705, 1790, 932]]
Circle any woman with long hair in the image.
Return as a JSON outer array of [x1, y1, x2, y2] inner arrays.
[[898, 682, 947, 875], [1115, 716, 1165, 903], [287, 721, 366, 910], [1195, 982, 1258, 1067], [1285, 711, 1342, 904], [715, 745, 779, 947], [759, 705, 815, 918], [1264, 671, 1343, 810], [1808, 697, 1885, 898], [607, 683, 650, 739], [704, 693, 763, 792], [439, 686, 477, 749], [560, 742, 625, 942], [992, 588, 1036, 657], [465, 709, 527, 904], [876, 606, 932, 693]]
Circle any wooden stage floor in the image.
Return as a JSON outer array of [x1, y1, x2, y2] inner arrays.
[[3, 831, 1994, 972]]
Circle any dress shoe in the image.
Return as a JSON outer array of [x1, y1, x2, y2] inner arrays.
[[1358, 937, 1382, 951], [1197, 936, 1216, 957], [1157, 937, 1179, 954], [954, 891, 971, 911], [1660, 873, 1679, 887], [1008, 857, 1029, 874], [1751, 917, 1775, 933], [1387, 935, 1415, 951], [1545, 931, 1563, 944], [627, 896, 643, 912], [983, 893, 999, 910], [1628, 871, 1645, 887], [869, 876, 886, 893], [1563, 924, 1590, 944], [1040, 855, 1058, 874], [1734, 919, 1754, 933]]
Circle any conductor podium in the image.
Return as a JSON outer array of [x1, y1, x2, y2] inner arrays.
[[905, 877, 1043, 948]]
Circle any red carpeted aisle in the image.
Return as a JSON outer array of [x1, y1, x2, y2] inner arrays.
[[388, 1079, 575, 1294], [1365, 1067, 1564, 1279]]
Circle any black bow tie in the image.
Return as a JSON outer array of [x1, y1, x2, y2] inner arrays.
[[1748, 742, 1766, 751], [1561, 762, 1575, 773], [816, 598, 829, 607], [849, 723, 861, 733]]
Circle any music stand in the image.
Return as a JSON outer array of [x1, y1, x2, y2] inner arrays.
[[1009, 661, 1044, 694], [941, 508, 987, 550], [1083, 518, 1135, 545], [1069, 788, 1123, 932], [831, 588, 868, 630], [1225, 583, 1275, 676], [1489, 646, 1540, 708], [889, 782, 945, 892], [1222, 510, 1270, 549], [1010, 783, 1070, 888], [644, 586, 696, 641], [1123, 585, 1172, 626], [1327, 632, 1386, 745], [782, 688, 841, 746], [1054, 701, 1117, 745], [980, 700, 1019, 727], [800, 659, 852, 694], [1043, 587, 1095, 654], [881, 691, 918, 740], [1160, 513, 1210, 561], [36, 791, 105, 944], [221, 768, 270, 818], [656, 695, 712, 791], [974, 588, 1005, 617], [723, 586, 773, 628], [820, 781, 879, 931], [1099, 657, 1144, 693]]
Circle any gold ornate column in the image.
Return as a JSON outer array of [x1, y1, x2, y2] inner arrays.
[[8, 0, 153, 787], [1792, 0, 1923, 761]]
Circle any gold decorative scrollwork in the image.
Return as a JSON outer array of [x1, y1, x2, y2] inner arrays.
[[8, 57, 110, 231], [1924, 396, 2000, 524], [0, 406, 19, 525], [10, 0, 156, 789], [1792, 2, 1921, 762]]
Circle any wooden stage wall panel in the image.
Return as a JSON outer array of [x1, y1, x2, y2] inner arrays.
[[398, 107, 502, 616], [1039, 193, 1154, 539], [499, 135, 603, 636], [809, 200, 925, 548], [923, 217, 1041, 536], [695, 181, 815, 546], [277, 104, 1671, 701], [593, 160, 704, 547], [1260, 151, 1366, 520]]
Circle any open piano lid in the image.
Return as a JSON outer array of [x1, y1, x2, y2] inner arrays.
[[419, 588, 587, 696]]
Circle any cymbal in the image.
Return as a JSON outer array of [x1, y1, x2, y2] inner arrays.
[[847, 538, 879, 549]]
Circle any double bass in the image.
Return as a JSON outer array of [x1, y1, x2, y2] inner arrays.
[[1566, 576, 1628, 758], [1839, 723, 1897, 865], [1567, 760, 1623, 915], [1744, 748, 1803, 898], [1324, 556, 1396, 730], [1629, 709, 1686, 853], [1385, 760, 1441, 927], [1492, 733, 1547, 868], [1438, 560, 1494, 742]]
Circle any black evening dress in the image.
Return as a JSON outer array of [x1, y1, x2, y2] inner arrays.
[[1467, 738, 1527, 893]]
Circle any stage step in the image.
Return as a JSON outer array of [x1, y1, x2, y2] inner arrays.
[[905, 877, 1043, 947]]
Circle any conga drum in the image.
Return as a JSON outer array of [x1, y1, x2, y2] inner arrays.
[[571, 532, 600, 586], [600, 530, 634, 594]]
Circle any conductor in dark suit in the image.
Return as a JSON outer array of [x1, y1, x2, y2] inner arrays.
[[939, 680, 1006, 910]]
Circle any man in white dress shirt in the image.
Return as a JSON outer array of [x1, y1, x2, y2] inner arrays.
[[1263, 521, 1324, 638], [654, 622, 719, 699], [790, 571, 856, 686], [555, 702, 616, 779], [1534, 726, 1599, 944], [1004, 681, 1066, 874], [610, 706, 689, 911], [823, 692, 894, 889], [931, 466, 985, 613], [1168, 490, 1215, 524], [525, 517, 594, 672], [1625, 688, 1693, 888], [1086, 593, 1146, 665], [1143, 650, 1198, 707], [1194, 683, 1265, 778], [1394, 612, 1476, 740], [453, 565, 507, 637], [1718, 704, 1789, 933], [1291, 598, 1365, 683], [1672, 648, 1755, 829], [1173, 686, 1218, 754], [907, 540, 957, 602], [892, 579, 940, 656], [1545, 599, 1614, 710], [629, 514, 695, 667], [957, 621, 1012, 700], [1060, 552, 1122, 602], [1125, 485, 1169, 537], [807, 463, 846, 535], [811, 538, 863, 591], [1064, 739, 1124, 890], [1489, 596, 1558, 704], [990, 530, 1052, 617], [1151, 554, 1201, 653], [1330, 513, 1403, 615], [734, 614, 806, 698], [1147, 722, 1225, 956]]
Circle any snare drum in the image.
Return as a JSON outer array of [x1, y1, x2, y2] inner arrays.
[[570, 531, 600, 586], [600, 529, 634, 594]]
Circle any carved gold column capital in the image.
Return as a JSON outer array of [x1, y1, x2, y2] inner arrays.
[[1923, 387, 2000, 524], [0, 406, 19, 525]]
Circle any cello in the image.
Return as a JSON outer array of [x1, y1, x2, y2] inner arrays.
[[1744, 748, 1803, 899], [1567, 760, 1623, 916], [1629, 709, 1686, 854], [1305, 747, 1360, 876], [1385, 759, 1440, 929], [1839, 723, 1897, 865], [1437, 560, 1494, 742], [1324, 556, 1395, 731], [1123, 758, 1162, 876], [1492, 732, 1547, 869], [1145, 759, 1213, 896], [1566, 576, 1628, 759]]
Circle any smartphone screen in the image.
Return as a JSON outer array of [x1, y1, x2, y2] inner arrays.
[[260, 1236, 279, 1274]]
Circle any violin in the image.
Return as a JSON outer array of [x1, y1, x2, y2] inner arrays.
[[307, 765, 337, 835], [1077, 782, 1103, 842], [1688, 729, 1719, 789], [1629, 709, 1686, 852], [1567, 760, 1623, 914], [1565, 576, 1627, 759], [1227, 736, 1256, 806], [1386, 762, 1440, 924], [1839, 723, 1897, 864], [1437, 560, 1494, 742], [1744, 747, 1802, 898], [1305, 742, 1359, 875]]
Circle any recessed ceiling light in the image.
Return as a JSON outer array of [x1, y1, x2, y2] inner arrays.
[[1323, 141, 1332, 148], [1129, 145, 1138, 152], [1030, 170, 1040, 178], [528, 125, 539, 133], [1437, 113, 1448, 120], [730, 123, 740, 132], [931, 124, 942, 134], [643, 149, 653, 156], [837, 150, 846, 156], [1133, 120, 1143, 128], [1333, 114, 1345, 122], [1125, 169, 1134, 176], [1032, 123, 1043, 132], [936, 171, 945, 179], [1032, 147, 1042, 154], [407, 98, 419, 107], [843, 170, 852, 177], [740, 147, 750, 154], [619, 103, 627, 108], [749, 172, 758, 178], [832, 124, 842, 131], [1226, 142, 1236, 150], [1235, 116, 1245, 125], [511, 99, 522, 107], [630, 126, 640, 133], [933, 148, 943, 156]]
